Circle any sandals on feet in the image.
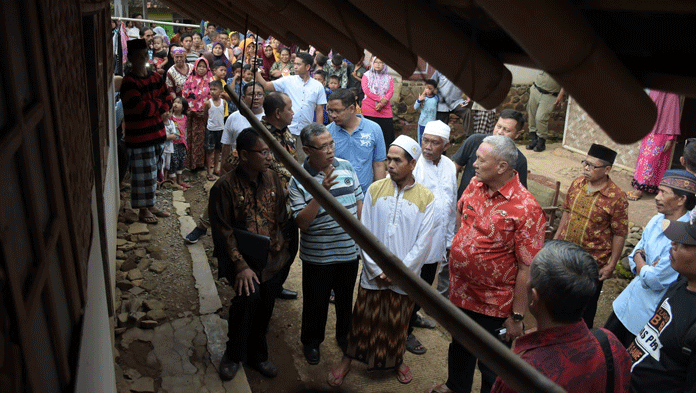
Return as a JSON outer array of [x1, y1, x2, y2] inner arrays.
[[396, 365, 413, 384], [206, 174, 217, 181], [139, 214, 158, 224], [413, 315, 437, 329], [149, 208, 171, 218], [327, 366, 350, 387], [406, 334, 427, 355]]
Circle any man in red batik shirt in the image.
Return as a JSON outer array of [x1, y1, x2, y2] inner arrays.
[[428, 135, 546, 393], [491, 240, 631, 393]]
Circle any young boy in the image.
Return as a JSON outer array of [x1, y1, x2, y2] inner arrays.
[[226, 62, 243, 112], [327, 75, 341, 92], [204, 80, 227, 180], [414, 79, 438, 144], [314, 70, 331, 125], [212, 60, 231, 117], [241, 63, 254, 83]]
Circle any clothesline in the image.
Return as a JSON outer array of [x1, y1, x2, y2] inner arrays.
[[111, 16, 199, 28]]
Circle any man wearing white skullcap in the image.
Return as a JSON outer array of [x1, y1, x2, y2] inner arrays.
[[328, 134, 435, 386], [406, 120, 458, 355]]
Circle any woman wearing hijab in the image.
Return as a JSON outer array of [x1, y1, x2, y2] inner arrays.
[[182, 57, 214, 170], [211, 42, 234, 80], [166, 46, 193, 98], [260, 43, 276, 80], [361, 57, 395, 146]]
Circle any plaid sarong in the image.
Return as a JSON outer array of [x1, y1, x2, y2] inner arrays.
[[129, 144, 163, 209], [472, 109, 497, 134]]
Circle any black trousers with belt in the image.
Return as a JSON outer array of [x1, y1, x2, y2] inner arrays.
[[301, 259, 359, 351]]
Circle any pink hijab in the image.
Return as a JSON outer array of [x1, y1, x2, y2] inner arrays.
[[365, 57, 392, 96], [182, 57, 214, 112]]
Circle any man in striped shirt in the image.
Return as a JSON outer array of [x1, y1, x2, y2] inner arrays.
[[288, 123, 364, 365]]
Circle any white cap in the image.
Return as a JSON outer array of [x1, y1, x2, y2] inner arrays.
[[391, 135, 421, 160], [423, 120, 450, 141]]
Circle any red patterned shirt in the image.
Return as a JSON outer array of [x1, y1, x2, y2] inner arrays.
[[557, 176, 629, 267], [491, 321, 632, 393], [449, 173, 546, 318]]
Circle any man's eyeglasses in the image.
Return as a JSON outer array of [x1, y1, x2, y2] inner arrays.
[[307, 141, 336, 153], [581, 160, 609, 170], [327, 106, 351, 115], [245, 92, 264, 98], [250, 149, 273, 157]]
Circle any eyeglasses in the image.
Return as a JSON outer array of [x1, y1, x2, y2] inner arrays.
[[307, 141, 335, 153], [327, 106, 351, 115], [245, 92, 264, 98], [249, 149, 273, 157], [581, 160, 609, 170]]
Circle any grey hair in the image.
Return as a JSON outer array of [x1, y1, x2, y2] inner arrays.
[[300, 123, 329, 148], [530, 240, 599, 323], [482, 135, 518, 168]]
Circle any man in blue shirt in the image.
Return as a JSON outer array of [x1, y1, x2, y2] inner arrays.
[[327, 88, 386, 194]]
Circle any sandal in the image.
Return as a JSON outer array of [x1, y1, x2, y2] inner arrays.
[[396, 364, 413, 384], [627, 190, 643, 201], [206, 174, 217, 181], [149, 207, 171, 218], [413, 315, 437, 329], [139, 214, 158, 224], [327, 365, 350, 387], [406, 334, 427, 355]]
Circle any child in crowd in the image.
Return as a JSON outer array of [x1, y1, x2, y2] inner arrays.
[[314, 70, 332, 124], [161, 110, 177, 184], [204, 80, 227, 180], [328, 75, 341, 92], [226, 62, 243, 113], [211, 60, 231, 118], [350, 87, 362, 114], [151, 35, 169, 75], [241, 63, 254, 83], [170, 96, 190, 190], [414, 79, 438, 144]]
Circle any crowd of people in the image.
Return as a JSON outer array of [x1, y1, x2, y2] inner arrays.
[[116, 19, 695, 393]]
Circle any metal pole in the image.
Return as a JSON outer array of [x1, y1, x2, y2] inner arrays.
[[110, 17, 200, 29], [223, 84, 566, 393]]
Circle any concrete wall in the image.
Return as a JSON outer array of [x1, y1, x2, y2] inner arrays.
[[74, 81, 120, 393], [563, 97, 641, 171]]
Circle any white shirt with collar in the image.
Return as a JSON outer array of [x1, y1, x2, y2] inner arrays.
[[413, 154, 457, 264]]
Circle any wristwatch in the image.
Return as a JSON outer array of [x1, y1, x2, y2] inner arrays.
[[512, 312, 524, 322]]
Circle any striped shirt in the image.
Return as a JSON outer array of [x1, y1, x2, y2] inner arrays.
[[121, 70, 172, 148], [289, 158, 363, 264]]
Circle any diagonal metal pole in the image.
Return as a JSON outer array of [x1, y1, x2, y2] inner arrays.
[[224, 84, 566, 393]]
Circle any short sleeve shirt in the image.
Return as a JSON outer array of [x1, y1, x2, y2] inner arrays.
[[328, 116, 387, 195], [220, 111, 264, 148], [557, 176, 629, 267], [271, 75, 327, 135], [449, 173, 546, 318]]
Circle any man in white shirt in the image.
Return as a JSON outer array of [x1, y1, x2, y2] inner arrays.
[[327, 135, 435, 387], [254, 52, 327, 162], [220, 82, 265, 165], [407, 120, 457, 355]]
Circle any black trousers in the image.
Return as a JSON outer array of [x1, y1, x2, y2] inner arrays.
[[407, 262, 439, 335], [604, 310, 635, 348], [582, 279, 604, 328], [363, 115, 395, 148], [436, 103, 473, 136], [277, 220, 299, 288], [446, 308, 509, 393], [226, 269, 284, 364], [301, 259, 359, 351]]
